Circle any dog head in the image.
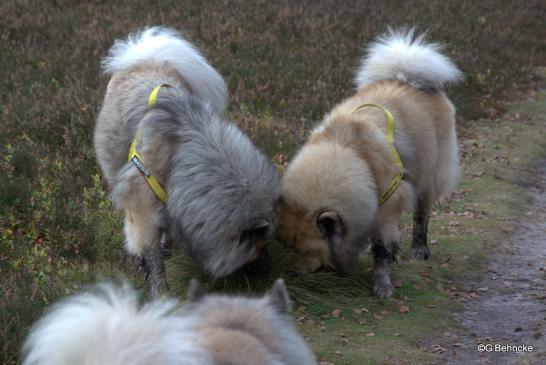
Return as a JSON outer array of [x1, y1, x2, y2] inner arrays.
[[278, 142, 378, 273], [187, 278, 316, 365], [162, 96, 281, 278], [22, 283, 209, 365]]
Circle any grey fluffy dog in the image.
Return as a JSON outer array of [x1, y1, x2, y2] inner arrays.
[[94, 27, 280, 295], [23, 280, 317, 365]]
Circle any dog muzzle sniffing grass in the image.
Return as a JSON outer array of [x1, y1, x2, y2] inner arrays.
[[279, 27, 462, 298], [94, 27, 280, 296]]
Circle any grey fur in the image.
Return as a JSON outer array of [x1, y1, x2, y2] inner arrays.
[[94, 29, 280, 289], [97, 87, 280, 280], [158, 94, 281, 277]]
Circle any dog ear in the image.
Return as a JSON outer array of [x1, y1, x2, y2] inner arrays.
[[268, 278, 291, 313], [239, 219, 271, 246], [187, 278, 208, 302], [316, 210, 345, 244]]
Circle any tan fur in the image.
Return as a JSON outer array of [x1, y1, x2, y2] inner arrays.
[[22, 280, 317, 365], [280, 80, 459, 285], [186, 279, 317, 365], [95, 62, 187, 257], [195, 306, 286, 364]]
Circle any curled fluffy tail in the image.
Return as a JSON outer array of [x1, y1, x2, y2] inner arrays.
[[355, 28, 462, 91], [102, 26, 227, 112], [23, 283, 209, 365]]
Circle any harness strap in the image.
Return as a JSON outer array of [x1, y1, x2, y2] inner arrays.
[[351, 103, 404, 205], [127, 84, 171, 204]]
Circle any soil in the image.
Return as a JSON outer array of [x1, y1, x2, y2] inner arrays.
[[444, 166, 546, 364]]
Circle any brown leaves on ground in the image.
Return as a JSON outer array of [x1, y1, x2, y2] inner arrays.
[[425, 344, 447, 354], [331, 308, 342, 318], [399, 305, 410, 313]]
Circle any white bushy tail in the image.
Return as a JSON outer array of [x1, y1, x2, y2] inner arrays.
[[22, 283, 210, 365], [102, 26, 227, 112], [355, 28, 462, 91]]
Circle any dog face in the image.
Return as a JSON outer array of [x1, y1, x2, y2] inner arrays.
[[278, 202, 336, 273], [278, 142, 378, 274], [163, 97, 281, 278], [187, 279, 317, 365], [170, 178, 278, 277], [279, 200, 366, 274]]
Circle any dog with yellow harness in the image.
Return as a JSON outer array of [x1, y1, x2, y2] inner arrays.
[[278, 28, 462, 298], [94, 27, 280, 296]]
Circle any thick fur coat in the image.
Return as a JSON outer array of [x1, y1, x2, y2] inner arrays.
[[279, 29, 462, 298], [94, 27, 280, 294], [22, 280, 317, 365]]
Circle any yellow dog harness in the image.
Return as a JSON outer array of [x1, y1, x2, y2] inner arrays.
[[350, 103, 404, 205], [127, 84, 170, 204]]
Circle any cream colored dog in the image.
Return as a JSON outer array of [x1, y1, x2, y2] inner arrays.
[[279, 29, 462, 298], [22, 280, 316, 365]]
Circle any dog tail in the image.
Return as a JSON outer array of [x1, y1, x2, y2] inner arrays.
[[355, 28, 462, 91], [23, 283, 209, 365], [102, 26, 227, 112]]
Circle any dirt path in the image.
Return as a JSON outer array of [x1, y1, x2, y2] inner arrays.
[[444, 165, 546, 364]]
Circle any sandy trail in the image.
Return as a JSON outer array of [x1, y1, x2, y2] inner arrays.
[[444, 166, 546, 364]]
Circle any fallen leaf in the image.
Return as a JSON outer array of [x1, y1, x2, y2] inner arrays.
[[357, 319, 367, 325], [332, 309, 342, 318], [393, 332, 401, 337], [352, 308, 362, 315], [399, 305, 410, 313], [429, 344, 447, 353], [360, 307, 369, 313], [393, 279, 403, 288], [366, 332, 375, 337], [373, 313, 384, 320], [477, 287, 489, 292]]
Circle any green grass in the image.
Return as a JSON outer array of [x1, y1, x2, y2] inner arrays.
[[1, 0, 546, 363], [167, 88, 546, 364]]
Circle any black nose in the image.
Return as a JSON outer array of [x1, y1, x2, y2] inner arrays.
[[242, 247, 272, 276]]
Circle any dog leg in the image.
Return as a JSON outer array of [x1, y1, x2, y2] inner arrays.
[[124, 211, 169, 297], [141, 242, 169, 297], [372, 206, 403, 298], [372, 238, 396, 299], [411, 197, 432, 260]]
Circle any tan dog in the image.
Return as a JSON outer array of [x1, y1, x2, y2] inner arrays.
[[279, 29, 462, 298], [23, 280, 317, 365]]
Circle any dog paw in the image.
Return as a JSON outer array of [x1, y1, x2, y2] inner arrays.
[[410, 244, 431, 260], [373, 280, 394, 299]]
